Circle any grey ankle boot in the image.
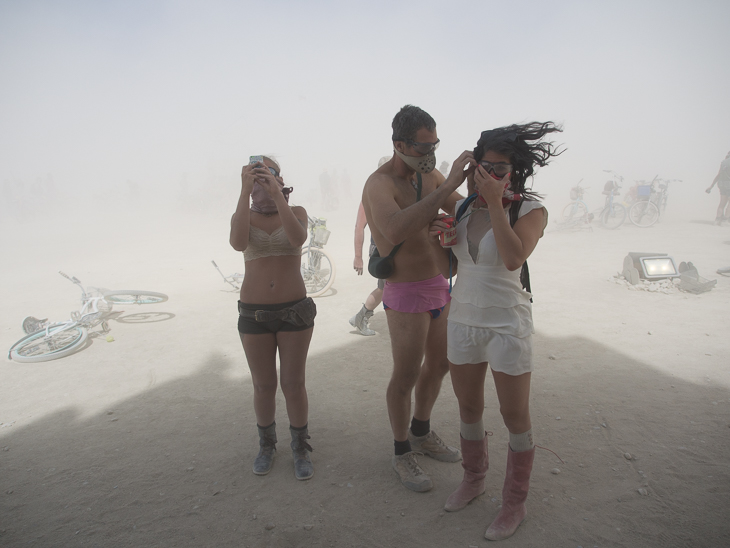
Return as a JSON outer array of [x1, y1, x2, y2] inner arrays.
[[290, 425, 314, 480], [253, 422, 277, 476], [349, 305, 376, 336]]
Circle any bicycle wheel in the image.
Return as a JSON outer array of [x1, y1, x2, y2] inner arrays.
[[601, 203, 626, 229], [9, 325, 88, 363], [629, 201, 659, 227], [103, 290, 168, 305], [560, 201, 588, 223], [300, 247, 336, 297]]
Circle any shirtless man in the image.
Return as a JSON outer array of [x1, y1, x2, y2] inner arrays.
[[362, 105, 474, 491]]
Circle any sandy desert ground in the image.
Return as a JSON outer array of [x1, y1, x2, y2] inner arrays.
[[1, 189, 729, 548]]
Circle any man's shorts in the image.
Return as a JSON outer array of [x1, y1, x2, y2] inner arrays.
[[447, 321, 533, 376], [382, 274, 450, 316]]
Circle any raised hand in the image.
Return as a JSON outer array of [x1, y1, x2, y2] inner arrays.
[[445, 151, 476, 188], [474, 166, 510, 208]]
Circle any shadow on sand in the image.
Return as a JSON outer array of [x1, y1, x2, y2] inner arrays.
[[1, 322, 729, 548]]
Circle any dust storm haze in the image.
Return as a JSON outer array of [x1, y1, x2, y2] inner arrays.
[[1, 0, 728, 223], [2, 3, 730, 547]]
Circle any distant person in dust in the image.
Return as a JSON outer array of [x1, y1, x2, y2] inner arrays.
[[230, 156, 316, 481], [706, 151, 730, 225]]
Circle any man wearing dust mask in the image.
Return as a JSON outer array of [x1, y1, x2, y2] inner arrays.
[[361, 104, 476, 492]]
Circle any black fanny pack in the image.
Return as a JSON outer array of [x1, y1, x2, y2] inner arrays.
[[367, 174, 422, 280], [238, 297, 317, 327], [368, 243, 402, 279]]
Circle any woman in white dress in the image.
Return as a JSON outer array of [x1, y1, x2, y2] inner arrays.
[[433, 123, 563, 541]]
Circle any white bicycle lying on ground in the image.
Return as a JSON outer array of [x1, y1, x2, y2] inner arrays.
[[7, 272, 168, 363]]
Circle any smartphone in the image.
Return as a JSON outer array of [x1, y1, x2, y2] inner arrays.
[[249, 155, 264, 165]]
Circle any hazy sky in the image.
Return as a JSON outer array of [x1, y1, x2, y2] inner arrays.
[[1, 0, 729, 213]]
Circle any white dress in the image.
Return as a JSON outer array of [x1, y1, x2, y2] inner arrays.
[[447, 199, 547, 375]]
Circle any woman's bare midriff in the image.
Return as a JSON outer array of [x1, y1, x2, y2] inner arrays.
[[240, 255, 307, 304]]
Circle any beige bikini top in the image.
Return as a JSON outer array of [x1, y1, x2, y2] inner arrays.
[[243, 225, 302, 262]]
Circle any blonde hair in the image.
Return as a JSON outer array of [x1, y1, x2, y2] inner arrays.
[[262, 155, 281, 173]]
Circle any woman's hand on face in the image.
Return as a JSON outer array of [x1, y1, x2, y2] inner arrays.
[[474, 165, 508, 207], [445, 151, 476, 188]]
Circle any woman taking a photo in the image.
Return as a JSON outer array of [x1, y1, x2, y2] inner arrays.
[[230, 156, 316, 481], [434, 123, 562, 540]]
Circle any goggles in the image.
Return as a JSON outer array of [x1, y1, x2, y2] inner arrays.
[[480, 161, 512, 178], [405, 138, 440, 155]]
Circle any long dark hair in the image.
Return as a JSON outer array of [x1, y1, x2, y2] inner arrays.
[[473, 122, 564, 200]]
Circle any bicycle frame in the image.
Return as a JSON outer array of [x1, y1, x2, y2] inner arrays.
[[24, 273, 108, 335], [211, 260, 243, 290], [300, 214, 335, 297]]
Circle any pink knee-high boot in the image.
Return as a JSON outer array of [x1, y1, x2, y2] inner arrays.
[[444, 434, 489, 512], [484, 445, 535, 541]]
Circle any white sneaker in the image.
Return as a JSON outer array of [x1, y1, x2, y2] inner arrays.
[[392, 452, 433, 492], [409, 429, 462, 462]]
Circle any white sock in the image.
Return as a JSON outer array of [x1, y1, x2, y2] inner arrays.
[[509, 429, 534, 452], [460, 419, 485, 441]]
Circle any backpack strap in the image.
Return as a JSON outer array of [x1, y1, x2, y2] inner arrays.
[[509, 199, 532, 301]]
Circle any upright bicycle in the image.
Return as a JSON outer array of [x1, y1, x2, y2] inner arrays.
[[8, 272, 168, 363], [599, 170, 627, 229], [301, 215, 336, 297], [558, 180, 593, 230], [629, 177, 673, 228]]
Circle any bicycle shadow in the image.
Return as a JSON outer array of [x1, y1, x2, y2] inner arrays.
[[115, 311, 176, 324]]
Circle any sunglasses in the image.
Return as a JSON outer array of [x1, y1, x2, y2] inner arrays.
[[480, 161, 512, 178], [406, 138, 440, 155], [251, 161, 280, 177]]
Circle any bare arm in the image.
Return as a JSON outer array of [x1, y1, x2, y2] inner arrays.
[[474, 166, 545, 271], [230, 164, 256, 251], [432, 169, 463, 216], [427, 215, 456, 278], [707, 166, 723, 192], [354, 202, 367, 274], [367, 151, 474, 245]]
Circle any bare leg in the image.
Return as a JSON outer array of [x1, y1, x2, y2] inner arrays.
[[413, 303, 451, 421], [365, 287, 383, 311], [385, 309, 431, 441], [719, 195, 730, 220], [449, 361, 489, 423], [276, 327, 314, 428], [484, 370, 534, 541], [240, 332, 278, 426], [491, 370, 532, 434]]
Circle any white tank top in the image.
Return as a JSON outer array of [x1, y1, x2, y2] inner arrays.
[[448, 199, 547, 337]]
